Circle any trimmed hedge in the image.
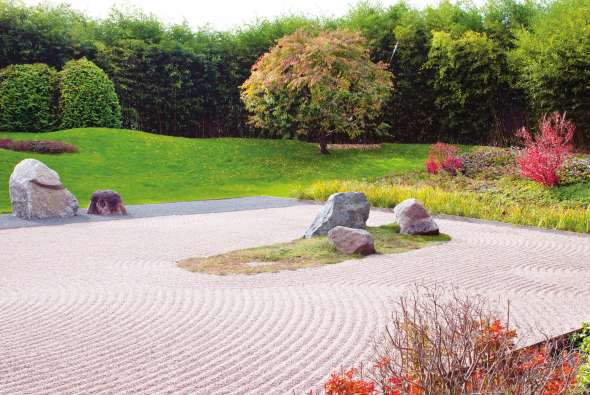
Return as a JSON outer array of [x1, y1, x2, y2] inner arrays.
[[0, 63, 58, 132], [58, 58, 121, 129]]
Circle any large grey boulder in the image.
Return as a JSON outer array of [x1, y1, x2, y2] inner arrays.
[[328, 226, 375, 255], [304, 192, 370, 238], [393, 198, 439, 235], [87, 190, 127, 216], [9, 159, 78, 219]]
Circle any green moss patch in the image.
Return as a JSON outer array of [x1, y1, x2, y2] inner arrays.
[[177, 224, 450, 275]]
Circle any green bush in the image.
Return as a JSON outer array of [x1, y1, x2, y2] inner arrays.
[[574, 323, 590, 391], [510, 0, 590, 144], [0, 63, 58, 132], [425, 31, 507, 143], [58, 58, 121, 129]]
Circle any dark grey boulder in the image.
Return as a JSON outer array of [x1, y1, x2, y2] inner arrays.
[[393, 198, 439, 235], [304, 192, 370, 238], [328, 226, 375, 255]]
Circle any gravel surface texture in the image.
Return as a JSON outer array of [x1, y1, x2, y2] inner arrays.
[[0, 196, 309, 230], [1, 201, 589, 393]]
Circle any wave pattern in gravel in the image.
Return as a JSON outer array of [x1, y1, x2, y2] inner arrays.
[[1, 205, 590, 394]]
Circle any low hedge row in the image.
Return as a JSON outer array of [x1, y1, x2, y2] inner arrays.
[[0, 138, 77, 154]]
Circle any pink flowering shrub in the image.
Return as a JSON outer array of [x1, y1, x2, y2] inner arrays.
[[516, 112, 574, 188], [425, 142, 463, 175]]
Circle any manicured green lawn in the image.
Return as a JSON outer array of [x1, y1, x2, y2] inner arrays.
[[0, 128, 428, 213]]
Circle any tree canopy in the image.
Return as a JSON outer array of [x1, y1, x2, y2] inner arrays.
[[1, 0, 590, 144], [241, 29, 393, 153]]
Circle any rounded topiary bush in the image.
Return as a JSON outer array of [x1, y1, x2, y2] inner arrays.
[[58, 58, 121, 129], [0, 63, 58, 132]]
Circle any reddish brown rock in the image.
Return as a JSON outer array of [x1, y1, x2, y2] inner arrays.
[[393, 198, 439, 235], [87, 190, 127, 216], [328, 226, 376, 255]]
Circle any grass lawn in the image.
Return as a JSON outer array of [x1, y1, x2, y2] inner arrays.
[[178, 224, 450, 275], [0, 128, 428, 213]]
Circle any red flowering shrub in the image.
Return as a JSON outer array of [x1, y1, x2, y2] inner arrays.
[[516, 112, 574, 188], [0, 138, 77, 154], [425, 142, 463, 175], [318, 287, 579, 395], [425, 159, 438, 174]]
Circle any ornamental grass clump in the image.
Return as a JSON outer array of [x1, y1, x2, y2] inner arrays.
[[516, 112, 575, 188], [319, 286, 580, 395]]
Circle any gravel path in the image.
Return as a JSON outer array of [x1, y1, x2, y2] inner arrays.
[[0, 196, 308, 230], [1, 202, 589, 393]]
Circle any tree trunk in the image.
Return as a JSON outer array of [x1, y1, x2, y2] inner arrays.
[[319, 136, 330, 155]]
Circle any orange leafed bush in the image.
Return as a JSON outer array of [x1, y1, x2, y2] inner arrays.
[[324, 369, 376, 395], [318, 287, 579, 395]]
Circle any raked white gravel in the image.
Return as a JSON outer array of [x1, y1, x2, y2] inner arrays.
[[1, 205, 590, 394]]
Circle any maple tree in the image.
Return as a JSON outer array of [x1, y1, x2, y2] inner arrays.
[[241, 29, 393, 154]]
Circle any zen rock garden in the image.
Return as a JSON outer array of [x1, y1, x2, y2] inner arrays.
[[304, 191, 439, 256], [8, 158, 127, 219], [6, 159, 440, 249]]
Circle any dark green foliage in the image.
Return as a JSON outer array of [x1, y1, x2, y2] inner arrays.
[[3, 0, 590, 145], [510, 0, 590, 144], [93, 13, 319, 137], [482, 0, 540, 47], [58, 58, 121, 129], [339, 3, 437, 142], [425, 31, 508, 143], [0, 1, 95, 69], [96, 43, 206, 135], [389, 8, 439, 143], [0, 63, 58, 131]]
